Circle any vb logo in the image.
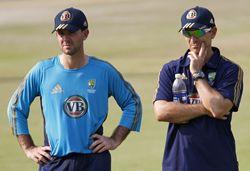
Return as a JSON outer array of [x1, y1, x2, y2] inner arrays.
[[64, 95, 88, 118]]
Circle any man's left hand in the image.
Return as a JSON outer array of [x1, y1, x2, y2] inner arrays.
[[89, 134, 119, 153], [188, 42, 207, 74]]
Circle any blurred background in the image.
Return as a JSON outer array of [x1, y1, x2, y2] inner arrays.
[[0, 0, 249, 170]]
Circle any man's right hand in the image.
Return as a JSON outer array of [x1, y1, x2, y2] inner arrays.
[[17, 134, 52, 165], [24, 146, 52, 165], [203, 104, 229, 120]]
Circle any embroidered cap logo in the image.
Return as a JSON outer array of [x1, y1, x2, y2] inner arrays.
[[60, 11, 71, 21], [186, 9, 197, 19]]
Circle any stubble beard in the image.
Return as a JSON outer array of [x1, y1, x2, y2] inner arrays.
[[62, 45, 79, 56], [61, 40, 83, 56]]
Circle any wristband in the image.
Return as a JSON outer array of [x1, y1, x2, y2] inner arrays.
[[192, 71, 205, 82]]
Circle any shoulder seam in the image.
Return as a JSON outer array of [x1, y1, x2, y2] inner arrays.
[[221, 55, 243, 106]]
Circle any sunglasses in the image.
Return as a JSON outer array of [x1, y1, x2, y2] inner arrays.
[[182, 28, 211, 38]]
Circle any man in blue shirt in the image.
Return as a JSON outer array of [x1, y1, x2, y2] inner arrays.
[[8, 7, 142, 171], [154, 6, 243, 171]]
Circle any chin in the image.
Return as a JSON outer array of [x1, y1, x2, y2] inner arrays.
[[64, 50, 76, 56], [63, 48, 73, 55], [64, 52, 73, 56], [190, 48, 200, 54]]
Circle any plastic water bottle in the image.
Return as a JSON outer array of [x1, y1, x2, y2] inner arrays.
[[172, 73, 188, 103]]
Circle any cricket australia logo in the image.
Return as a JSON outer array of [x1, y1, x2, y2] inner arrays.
[[64, 95, 88, 118], [186, 9, 197, 19], [208, 72, 216, 86], [60, 10, 71, 21], [87, 79, 96, 93]]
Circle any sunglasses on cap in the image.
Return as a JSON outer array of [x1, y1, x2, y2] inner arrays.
[[181, 28, 211, 38]]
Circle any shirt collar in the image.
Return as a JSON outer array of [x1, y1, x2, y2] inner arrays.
[[180, 47, 221, 69]]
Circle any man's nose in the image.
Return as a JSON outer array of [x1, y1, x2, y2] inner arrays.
[[190, 36, 199, 43], [190, 36, 198, 40], [61, 34, 70, 41]]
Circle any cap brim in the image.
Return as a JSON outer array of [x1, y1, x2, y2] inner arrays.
[[178, 23, 209, 32], [51, 24, 80, 34]]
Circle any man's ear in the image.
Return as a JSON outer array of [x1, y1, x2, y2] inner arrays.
[[82, 29, 89, 40], [211, 26, 217, 39]]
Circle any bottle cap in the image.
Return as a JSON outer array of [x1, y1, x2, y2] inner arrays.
[[175, 73, 182, 79]]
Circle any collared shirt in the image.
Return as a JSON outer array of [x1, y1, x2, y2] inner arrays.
[[154, 47, 243, 171], [8, 56, 142, 157]]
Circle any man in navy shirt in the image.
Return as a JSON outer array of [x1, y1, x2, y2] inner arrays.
[[153, 6, 243, 171]]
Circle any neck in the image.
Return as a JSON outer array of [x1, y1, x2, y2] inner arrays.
[[59, 51, 88, 69], [204, 47, 214, 63]]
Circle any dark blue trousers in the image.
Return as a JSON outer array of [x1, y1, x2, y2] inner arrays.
[[39, 151, 111, 171]]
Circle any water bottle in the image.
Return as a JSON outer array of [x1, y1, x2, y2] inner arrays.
[[172, 73, 188, 103]]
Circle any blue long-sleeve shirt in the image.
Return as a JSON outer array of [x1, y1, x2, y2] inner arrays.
[[8, 56, 142, 157]]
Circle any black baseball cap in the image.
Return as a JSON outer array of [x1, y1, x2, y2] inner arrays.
[[179, 6, 215, 31], [52, 7, 88, 33]]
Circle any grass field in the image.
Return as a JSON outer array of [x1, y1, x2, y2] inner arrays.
[[0, 0, 250, 170]]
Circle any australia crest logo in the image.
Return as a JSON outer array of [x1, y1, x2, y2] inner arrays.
[[87, 79, 96, 93], [208, 72, 216, 85]]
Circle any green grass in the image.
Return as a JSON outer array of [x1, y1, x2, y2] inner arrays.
[[0, 0, 250, 170]]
